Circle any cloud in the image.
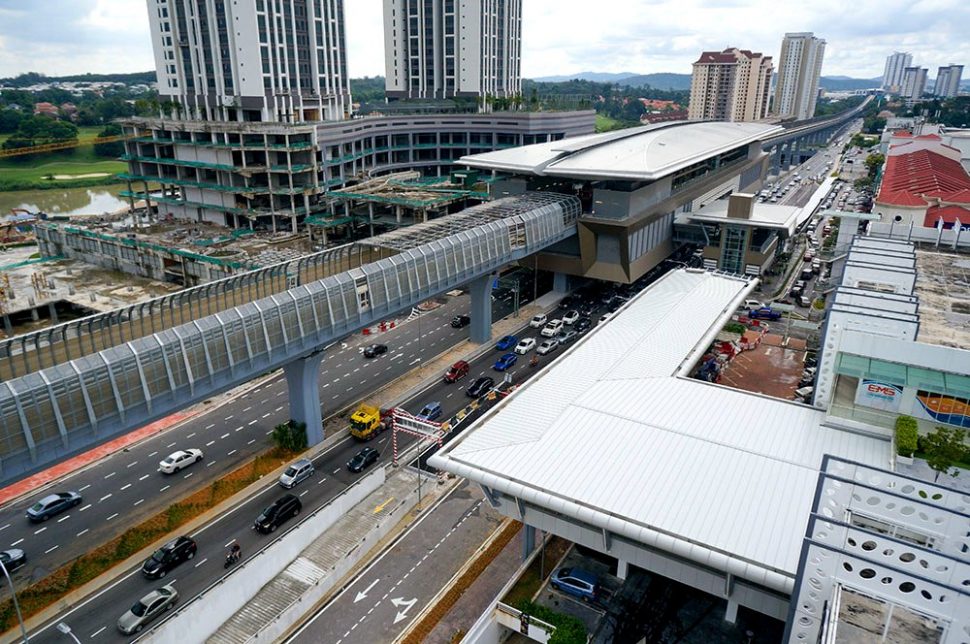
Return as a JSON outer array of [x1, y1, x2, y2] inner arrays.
[[0, 0, 967, 81]]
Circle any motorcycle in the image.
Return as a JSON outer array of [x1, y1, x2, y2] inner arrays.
[[529, 355, 539, 368], [224, 549, 241, 568]]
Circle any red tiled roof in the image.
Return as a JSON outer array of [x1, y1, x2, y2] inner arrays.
[[942, 189, 970, 204], [877, 149, 970, 207], [924, 204, 970, 227], [695, 51, 738, 64]]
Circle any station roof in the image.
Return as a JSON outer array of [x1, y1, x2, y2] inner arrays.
[[459, 121, 784, 182], [430, 269, 892, 593], [685, 201, 803, 233]]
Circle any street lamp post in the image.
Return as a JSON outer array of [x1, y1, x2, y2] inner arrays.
[[57, 622, 81, 644], [0, 559, 28, 643]]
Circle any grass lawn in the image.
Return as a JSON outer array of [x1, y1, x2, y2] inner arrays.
[[0, 139, 125, 188], [595, 113, 626, 132]]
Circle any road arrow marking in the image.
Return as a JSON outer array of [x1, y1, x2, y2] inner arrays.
[[391, 597, 417, 624], [372, 497, 395, 514], [354, 578, 380, 603]]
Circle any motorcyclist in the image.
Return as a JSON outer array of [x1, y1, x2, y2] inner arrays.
[[530, 354, 539, 367], [229, 542, 241, 562]]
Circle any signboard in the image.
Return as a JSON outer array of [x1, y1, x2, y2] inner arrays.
[[854, 379, 903, 412]]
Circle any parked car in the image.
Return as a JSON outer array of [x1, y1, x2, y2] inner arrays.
[[254, 494, 302, 533], [363, 343, 388, 358], [561, 310, 580, 326], [141, 536, 197, 578], [748, 307, 782, 321], [494, 335, 518, 351], [117, 585, 178, 635], [541, 319, 563, 337], [798, 295, 813, 308], [529, 314, 547, 328], [493, 353, 518, 372], [466, 376, 495, 398], [794, 386, 814, 401], [536, 338, 559, 355], [0, 549, 26, 573], [279, 457, 315, 489], [550, 567, 600, 602], [514, 338, 537, 355], [346, 447, 380, 474], [559, 329, 579, 345], [451, 315, 471, 328], [443, 360, 470, 383], [158, 449, 203, 474], [416, 401, 442, 421], [574, 317, 593, 333], [598, 312, 613, 324], [26, 491, 81, 522]]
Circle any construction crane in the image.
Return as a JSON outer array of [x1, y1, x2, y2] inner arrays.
[[0, 134, 130, 159]]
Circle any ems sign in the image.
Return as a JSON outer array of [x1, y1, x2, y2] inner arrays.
[[854, 379, 903, 412]]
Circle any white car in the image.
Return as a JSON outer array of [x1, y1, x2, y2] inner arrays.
[[158, 449, 203, 474], [599, 312, 613, 324], [561, 310, 580, 326], [514, 337, 537, 354], [541, 319, 563, 338], [529, 314, 547, 328], [536, 338, 559, 355]]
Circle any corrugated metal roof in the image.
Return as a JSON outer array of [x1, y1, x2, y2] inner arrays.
[[431, 269, 892, 586]]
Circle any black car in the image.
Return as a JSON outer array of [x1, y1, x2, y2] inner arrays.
[[574, 317, 592, 333], [26, 491, 81, 522], [558, 295, 576, 310], [451, 315, 471, 328], [254, 494, 302, 533], [348, 447, 380, 473], [466, 376, 495, 398], [0, 549, 26, 573], [363, 344, 388, 358], [141, 536, 197, 579]]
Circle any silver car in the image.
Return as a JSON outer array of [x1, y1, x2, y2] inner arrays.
[[117, 585, 178, 635], [279, 458, 315, 488]]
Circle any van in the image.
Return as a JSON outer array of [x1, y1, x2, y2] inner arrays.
[[443, 360, 470, 383], [278, 458, 314, 489]]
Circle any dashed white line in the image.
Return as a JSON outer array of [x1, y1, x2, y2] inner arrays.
[[266, 429, 273, 435], [57, 514, 71, 523], [103, 472, 115, 480], [99, 493, 112, 502], [106, 513, 119, 521], [221, 433, 230, 440], [148, 451, 158, 457], [275, 405, 284, 412], [183, 472, 194, 479], [160, 485, 170, 492], [205, 424, 215, 430], [227, 449, 237, 456], [207, 460, 216, 467], [0, 524, 9, 532], [225, 415, 234, 421], [186, 432, 196, 439], [194, 558, 208, 568], [277, 391, 285, 397], [247, 420, 257, 426], [45, 545, 59, 554], [79, 504, 92, 512], [247, 439, 256, 445], [90, 626, 107, 638], [76, 529, 88, 537], [34, 527, 47, 535], [206, 440, 215, 446], [10, 538, 23, 547], [166, 441, 176, 448], [261, 412, 270, 419], [133, 499, 144, 506], [120, 483, 132, 491], [139, 474, 150, 481], [299, 490, 308, 497], [332, 468, 340, 474], [242, 406, 252, 412], [126, 461, 138, 468]]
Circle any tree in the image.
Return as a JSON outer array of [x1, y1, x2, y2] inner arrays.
[[0, 108, 23, 134], [93, 123, 125, 157], [864, 153, 885, 179], [922, 426, 967, 481], [271, 420, 308, 452]]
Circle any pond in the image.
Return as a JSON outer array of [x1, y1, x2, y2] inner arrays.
[[0, 184, 131, 218]]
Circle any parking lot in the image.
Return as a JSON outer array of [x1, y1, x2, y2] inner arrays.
[[718, 333, 810, 401]]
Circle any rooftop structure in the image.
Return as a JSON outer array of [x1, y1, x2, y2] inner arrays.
[[688, 47, 773, 122], [430, 269, 892, 621]]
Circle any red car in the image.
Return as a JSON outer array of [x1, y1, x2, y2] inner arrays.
[[443, 360, 470, 383]]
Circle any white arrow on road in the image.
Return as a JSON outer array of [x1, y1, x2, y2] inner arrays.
[[354, 578, 380, 603], [391, 597, 417, 624]]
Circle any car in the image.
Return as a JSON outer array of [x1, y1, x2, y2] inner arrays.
[[550, 567, 599, 602], [743, 299, 765, 310], [278, 457, 314, 489], [158, 449, 203, 474], [0, 549, 26, 573], [466, 376, 495, 398], [495, 335, 518, 351], [574, 317, 592, 333], [254, 493, 302, 532], [598, 312, 613, 324], [559, 329, 579, 345], [117, 585, 178, 635], [493, 353, 518, 372], [794, 385, 815, 400], [748, 307, 782, 321], [529, 314, 547, 328], [561, 310, 580, 325], [514, 338, 537, 354], [451, 314, 471, 328], [363, 343, 388, 358], [798, 295, 813, 308], [141, 535, 197, 578], [443, 360, 470, 383], [347, 447, 380, 474], [536, 338, 559, 355], [541, 319, 563, 337], [26, 491, 81, 522], [416, 401, 442, 421]]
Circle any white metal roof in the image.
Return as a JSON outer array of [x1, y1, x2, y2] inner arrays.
[[430, 269, 892, 592], [687, 201, 803, 232], [461, 121, 784, 181]]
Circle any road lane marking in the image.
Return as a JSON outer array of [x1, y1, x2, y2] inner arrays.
[[299, 490, 308, 497], [0, 524, 9, 532], [57, 515, 71, 523], [277, 391, 285, 397], [45, 545, 59, 554], [225, 415, 233, 421], [160, 485, 170, 492], [99, 494, 112, 502], [333, 468, 340, 474], [103, 472, 115, 480], [243, 406, 252, 412], [139, 474, 150, 481], [248, 420, 257, 426], [186, 432, 196, 439], [221, 433, 230, 439], [148, 451, 158, 457], [275, 406, 284, 412], [120, 483, 131, 491], [207, 461, 216, 467], [106, 513, 119, 521], [79, 504, 92, 512], [261, 413, 270, 418], [247, 439, 256, 445], [34, 527, 47, 535], [166, 441, 176, 448], [90, 626, 106, 638], [227, 449, 237, 456], [133, 499, 144, 506], [183, 472, 194, 479], [10, 539, 23, 546], [205, 424, 215, 430], [194, 558, 208, 568], [266, 430, 273, 435], [76, 529, 88, 537], [78, 484, 91, 492], [206, 440, 215, 446], [126, 461, 138, 468]]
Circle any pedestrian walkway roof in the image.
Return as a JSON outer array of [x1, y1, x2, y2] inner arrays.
[[430, 269, 892, 594]]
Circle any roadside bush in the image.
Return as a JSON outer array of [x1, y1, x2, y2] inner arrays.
[[272, 420, 308, 452], [724, 322, 746, 335], [895, 415, 919, 457], [514, 600, 587, 644]]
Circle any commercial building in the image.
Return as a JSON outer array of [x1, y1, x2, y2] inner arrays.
[[934, 64, 964, 98], [882, 51, 912, 92], [461, 121, 783, 284], [687, 48, 773, 122], [773, 32, 826, 121], [383, 0, 522, 102], [901, 66, 929, 102]]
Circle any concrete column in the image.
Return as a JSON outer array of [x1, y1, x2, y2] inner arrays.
[[283, 353, 325, 445], [771, 146, 781, 176], [368, 203, 375, 237], [468, 274, 493, 344], [617, 559, 629, 580], [725, 598, 739, 624], [552, 272, 569, 295], [47, 302, 58, 324], [522, 524, 536, 561]]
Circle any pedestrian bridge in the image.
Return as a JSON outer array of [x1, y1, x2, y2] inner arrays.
[[0, 193, 580, 483]]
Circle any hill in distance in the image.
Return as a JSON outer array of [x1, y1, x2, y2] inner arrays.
[[529, 71, 888, 92]]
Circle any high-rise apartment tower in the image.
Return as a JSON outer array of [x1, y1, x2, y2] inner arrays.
[[383, 0, 522, 102], [882, 52, 912, 92], [688, 48, 773, 122], [901, 66, 929, 102], [773, 32, 826, 121], [934, 65, 964, 98]]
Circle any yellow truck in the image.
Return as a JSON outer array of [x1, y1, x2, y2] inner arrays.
[[349, 404, 388, 441]]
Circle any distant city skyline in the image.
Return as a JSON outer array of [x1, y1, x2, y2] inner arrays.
[[0, 0, 968, 81]]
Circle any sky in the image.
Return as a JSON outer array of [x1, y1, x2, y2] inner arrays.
[[0, 0, 967, 81]]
